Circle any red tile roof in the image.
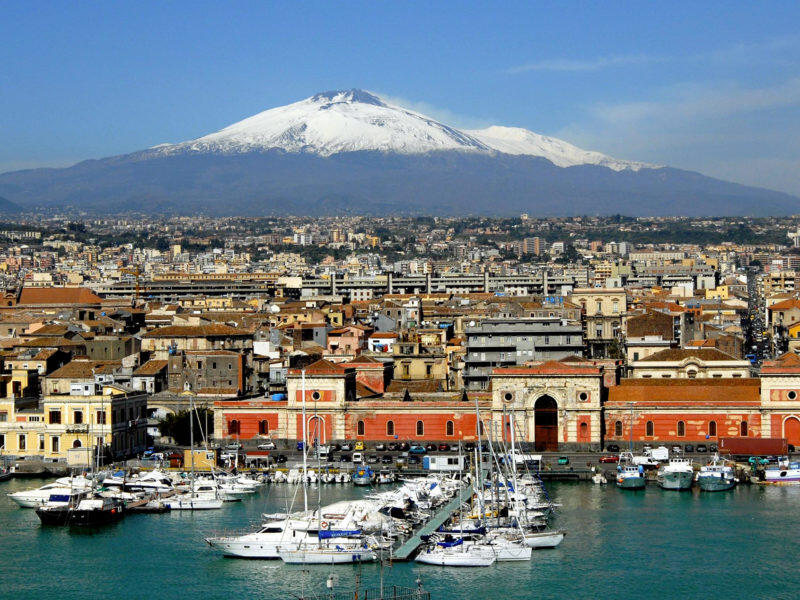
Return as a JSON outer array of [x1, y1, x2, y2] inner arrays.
[[607, 378, 760, 406], [761, 352, 800, 374], [18, 287, 102, 305], [493, 360, 602, 376], [143, 324, 251, 338], [288, 358, 348, 376]]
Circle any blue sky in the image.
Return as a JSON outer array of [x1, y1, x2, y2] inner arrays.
[[2, 1, 800, 195]]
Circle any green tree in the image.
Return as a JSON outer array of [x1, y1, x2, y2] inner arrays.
[[157, 409, 214, 446]]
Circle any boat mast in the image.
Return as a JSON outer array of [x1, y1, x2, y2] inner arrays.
[[301, 368, 308, 513]]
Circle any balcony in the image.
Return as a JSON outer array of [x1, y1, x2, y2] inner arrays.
[[66, 424, 89, 433]]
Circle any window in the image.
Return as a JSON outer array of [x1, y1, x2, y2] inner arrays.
[[741, 420, 748, 436], [446, 421, 454, 436], [0, 411, 6, 422], [49, 410, 61, 424], [709, 421, 717, 437], [73, 410, 83, 424], [38, 434, 45, 451], [633, 352, 640, 361], [416, 420, 424, 436], [0, 433, 5, 449], [687, 371, 697, 379], [615, 420, 623, 437], [386, 420, 395, 436], [357, 420, 365, 436], [596, 301, 603, 314], [229, 420, 240, 435], [212, 362, 217, 369], [426, 364, 433, 377], [258, 420, 269, 435], [52, 437, 60, 453], [677, 421, 686, 437], [19, 434, 27, 451], [579, 392, 588, 402], [789, 391, 798, 400], [402, 364, 410, 377], [96, 410, 107, 425], [612, 301, 619, 314], [646, 421, 654, 437]]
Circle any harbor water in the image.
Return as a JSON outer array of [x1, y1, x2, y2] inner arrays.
[[2, 477, 799, 600]]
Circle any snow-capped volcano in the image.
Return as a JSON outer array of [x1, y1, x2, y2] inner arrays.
[[151, 89, 648, 171]]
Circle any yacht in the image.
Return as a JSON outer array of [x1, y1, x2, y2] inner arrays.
[[657, 457, 694, 490], [7, 476, 94, 508], [696, 455, 736, 491], [415, 539, 496, 567], [277, 544, 377, 564]]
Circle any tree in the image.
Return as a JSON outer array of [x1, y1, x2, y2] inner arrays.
[[157, 408, 214, 446]]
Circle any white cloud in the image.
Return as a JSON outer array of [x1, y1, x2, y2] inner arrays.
[[507, 54, 662, 74]]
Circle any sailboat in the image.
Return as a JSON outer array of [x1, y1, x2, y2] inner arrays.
[[165, 394, 223, 510]]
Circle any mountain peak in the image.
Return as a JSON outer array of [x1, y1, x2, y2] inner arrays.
[[311, 89, 386, 107]]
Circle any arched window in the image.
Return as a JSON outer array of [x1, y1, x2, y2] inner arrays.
[[386, 420, 395, 436], [72, 439, 82, 448], [259, 420, 269, 435], [614, 420, 623, 437], [646, 421, 654, 437], [677, 421, 685, 437], [228, 420, 240, 435], [446, 420, 454, 436], [416, 420, 424, 436], [741, 420, 748, 436], [357, 420, 365, 436], [709, 421, 717, 437]]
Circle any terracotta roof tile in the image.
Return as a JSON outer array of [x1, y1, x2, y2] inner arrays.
[[637, 348, 739, 362], [18, 287, 102, 305], [143, 324, 251, 338]]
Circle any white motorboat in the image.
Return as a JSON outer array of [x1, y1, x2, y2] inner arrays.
[[522, 529, 566, 548], [277, 545, 377, 564], [8, 477, 94, 508], [206, 520, 314, 558], [164, 493, 224, 510]]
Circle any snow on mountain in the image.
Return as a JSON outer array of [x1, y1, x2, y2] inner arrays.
[[464, 125, 651, 172], [154, 89, 489, 157], [150, 88, 653, 172]]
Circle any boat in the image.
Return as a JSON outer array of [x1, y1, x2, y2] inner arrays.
[[657, 457, 694, 490], [352, 466, 374, 486], [164, 492, 224, 510], [415, 539, 496, 567], [376, 470, 395, 484], [277, 545, 377, 564], [616, 454, 646, 489], [522, 529, 565, 548], [36, 495, 126, 527], [7, 476, 94, 508], [696, 455, 737, 491], [762, 457, 800, 485]]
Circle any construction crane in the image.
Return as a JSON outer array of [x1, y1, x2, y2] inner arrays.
[[120, 266, 143, 304]]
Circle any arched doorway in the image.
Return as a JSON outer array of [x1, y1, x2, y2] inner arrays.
[[307, 416, 326, 445], [534, 396, 558, 451], [784, 417, 800, 446]]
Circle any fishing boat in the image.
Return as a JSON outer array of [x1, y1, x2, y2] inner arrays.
[[657, 457, 694, 490], [762, 457, 800, 485], [616, 453, 646, 489], [352, 466, 374, 486], [36, 495, 125, 527], [696, 455, 737, 491]]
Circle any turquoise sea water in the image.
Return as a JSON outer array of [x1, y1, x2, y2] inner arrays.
[[1, 478, 799, 600]]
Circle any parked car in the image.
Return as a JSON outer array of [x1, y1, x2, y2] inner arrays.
[[606, 444, 620, 452], [296, 441, 306, 451], [225, 442, 242, 450], [398, 442, 410, 451], [275, 454, 288, 464], [408, 456, 421, 465], [375, 443, 387, 451], [684, 444, 694, 453], [696, 444, 708, 453], [464, 442, 476, 451], [351, 452, 363, 464], [599, 455, 619, 463], [395, 456, 406, 466], [340, 453, 351, 462], [340, 443, 352, 452], [557, 456, 570, 465], [438, 443, 450, 452], [387, 443, 399, 451], [354, 441, 365, 451], [330, 443, 341, 451], [381, 455, 394, 464], [409, 445, 427, 454], [671, 445, 682, 454], [709, 443, 718, 453], [425, 443, 437, 451], [367, 454, 379, 464], [257, 441, 276, 450]]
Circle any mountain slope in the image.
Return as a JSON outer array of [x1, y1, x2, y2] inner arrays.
[[0, 89, 795, 216]]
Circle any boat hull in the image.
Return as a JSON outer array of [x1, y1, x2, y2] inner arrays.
[[524, 531, 565, 548], [278, 549, 377, 564], [415, 550, 496, 567], [616, 476, 646, 489], [697, 476, 736, 492], [657, 470, 694, 490], [164, 497, 223, 510], [35, 506, 125, 527]]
